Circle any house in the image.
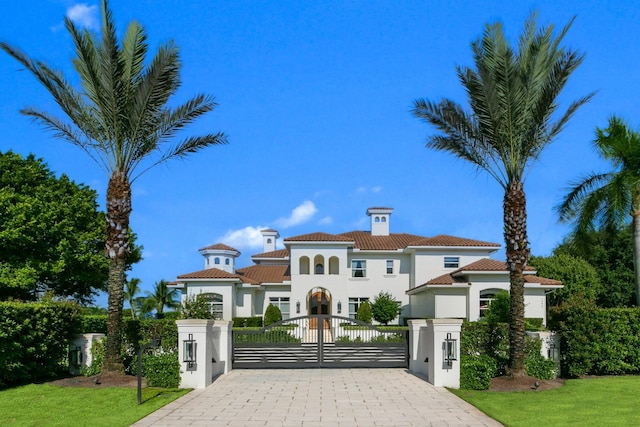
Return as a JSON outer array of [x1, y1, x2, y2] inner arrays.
[[172, 207, 561, 324]]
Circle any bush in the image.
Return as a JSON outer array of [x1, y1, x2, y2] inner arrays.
[[138, 348, 180, 388], [264, 304, 282, 326], [232, 317, 263, 327], [356, 301, 372, 323], [525, 337, 557, 380], [82, 337, 105, 377], [179, 295, 216, 319], [484, 291, 510, 324], [460, 355, 497, 390], [371, 291, 401, 325], [80, 315, 108, 333], [0, 301, 82, 386]]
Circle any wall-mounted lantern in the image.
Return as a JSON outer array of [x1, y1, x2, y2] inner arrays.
[[69, 346, 82, 369], [337, 300, 342, 314], [548, 341, 560, 361], [296, 300, 300, 314], [444, 333, 457, 367], [183, 333, 196, 370]]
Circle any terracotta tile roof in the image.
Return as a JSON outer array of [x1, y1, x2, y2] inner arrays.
[[236, 265, 290, 284], [284, 232, 354, 242], [408, 235, 500, 248], [338, 231, 425, 250], [199, 243, 240, 253], [251, 249, 289, 259], [525, 275, 562, 286], [425, 273, 468, 285], [453, 259, 535, 273], [177, 268, 243, 280]]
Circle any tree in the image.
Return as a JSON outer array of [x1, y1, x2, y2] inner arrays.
[[1, 0, 226, 371], [530, 253, 602, 307], [558, 117, 640, 306], [370, 291, 401, 325], [356, 300, 372, 323], [0, 151, 108, 303], [124, 278, 141, 319], [145, 279, 180, 319], [484, 291, 510, 324], [412, 13, 592, 375], [264, 304, 283, 326]]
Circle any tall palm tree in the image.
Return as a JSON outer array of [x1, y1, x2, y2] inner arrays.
[[558, 117, 640, 305], [145, 279, 181, 319], [412, 13, 592, 376], [124, 278, 142, 319], [0, 0, 226, 371]]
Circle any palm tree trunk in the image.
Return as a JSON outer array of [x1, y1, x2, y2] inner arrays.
[[103, 171, 132, 373], [504, 181, 530, 377], [633, 212, 640, 306]]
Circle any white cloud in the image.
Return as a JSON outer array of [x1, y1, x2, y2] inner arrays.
[[274, 201, 317, 228], [67, 3, 99, 30], [318, 216, 333, 225], [217, 226, 267, 249], [355, 186, 383, 194]]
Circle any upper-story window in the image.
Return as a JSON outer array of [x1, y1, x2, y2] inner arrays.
[[299, 256, 310, 275], [314, 255, 325, 275], [315, 264, 324, 274], [386, 260, 394, 274], [351, 260, 366, 278], [267, 238, 272, 244], [444, 256, 459, 268], [329, 256, 339, 275], [375, 216, 380, 222], [214, 257, 220, 265], [381, 217, 386, 222], [225, 258, 230, 265]]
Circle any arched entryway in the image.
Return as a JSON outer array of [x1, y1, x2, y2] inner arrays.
[[308, 287, 330, 329]]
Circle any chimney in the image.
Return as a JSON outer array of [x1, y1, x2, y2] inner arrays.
[[367, 207, 393, 236], [261, 229, 279, 253]]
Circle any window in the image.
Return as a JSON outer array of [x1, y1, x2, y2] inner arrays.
[[299, 256, 310, 274], [214, 257, 220, 265], [200, 293, 223, 319], [386, 260, 394, 274], [315, 264, 324, 274], [349, 297, 369, 319], [225, 258, 230, 265], [381, 217, 386, 222], [314, 255, 324, 275], [267, 238, 272, 244], [375, 216, 380, 222], [329, 256, 339, 274], [444, 256, 459, 268], [479, 290, 497, 318], [269, 297, 290, 319], [351, 260, 366, 277]]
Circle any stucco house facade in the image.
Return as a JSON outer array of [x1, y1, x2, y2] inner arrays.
[[172, 207, 561, 324]]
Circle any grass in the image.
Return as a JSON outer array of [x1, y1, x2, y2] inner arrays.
[[0, 384, 190, 426], [451, 376, 640, 426]]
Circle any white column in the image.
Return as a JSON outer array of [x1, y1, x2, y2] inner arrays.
[[427, 318, 463, 388], [408, 319, 428, 377], [177, 319, 215, 389], [211, 320, 233, 376]]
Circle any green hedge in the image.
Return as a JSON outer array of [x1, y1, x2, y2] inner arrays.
[[81, 315, 108, 334], [554, 306, 640, 377], [0, 301, 81, 386], [460, 355, 497, 390], [232, 317, 263, 327]]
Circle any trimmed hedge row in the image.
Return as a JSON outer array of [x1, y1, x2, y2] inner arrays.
[[554, 306, 640, 377], [232, 317, 263, 327], [0, 301, 81, 386]]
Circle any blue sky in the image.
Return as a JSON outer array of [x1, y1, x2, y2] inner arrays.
[[1, 1, 638, 307]]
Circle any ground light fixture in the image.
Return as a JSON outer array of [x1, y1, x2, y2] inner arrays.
[[444, 333, 457, 367], [183, 333, 196, 370], [137, 338, 161, 405]]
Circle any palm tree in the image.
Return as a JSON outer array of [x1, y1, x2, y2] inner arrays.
[[0, 0, 226, 371], [145, 279, 181, 319], [124, 278, 142, 319], [558, 117, 640, 306], [412, 13, 592, 376]]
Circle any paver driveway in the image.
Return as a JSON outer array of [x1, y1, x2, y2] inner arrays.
[[133, 368, 502, 426]]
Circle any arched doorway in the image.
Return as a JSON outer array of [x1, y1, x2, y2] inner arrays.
[[308, 288, 330, 329]]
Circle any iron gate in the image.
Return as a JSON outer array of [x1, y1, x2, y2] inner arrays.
[[232, 315, 408, 368]]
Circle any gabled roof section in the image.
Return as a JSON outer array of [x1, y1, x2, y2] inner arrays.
[[338, 231, 424, 250], [408, 235, 500, 248], [251, 249, 289, 259], [525, 275, 562, 286], [452, 259, 535, 274], [284, 232, 354, 243], [236, 265, 291, 284], [199, 243, 240, 253], [177, 267, 244, 280]]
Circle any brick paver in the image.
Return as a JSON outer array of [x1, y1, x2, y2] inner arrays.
[[133, 369, 502, 426]]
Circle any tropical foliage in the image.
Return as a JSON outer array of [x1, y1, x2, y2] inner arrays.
[[144, 280, 180, 319], [412, 13, 592, 375], [558, 117, 640, 305], [370, 291, 401, 325], [0, 0, 226, 371]]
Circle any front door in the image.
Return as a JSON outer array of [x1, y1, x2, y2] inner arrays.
[[309, 292, 330, 329]]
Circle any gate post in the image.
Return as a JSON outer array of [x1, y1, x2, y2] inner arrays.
[[211, 320, 233, 376], [176, 319, 214, 389], [408, 319, 428, 376], [426, 319, 462, 388]]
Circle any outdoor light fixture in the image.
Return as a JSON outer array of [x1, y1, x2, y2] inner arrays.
[[296, 300, 300, 314], [548, 342, 560, 361], [69, 346, 82, 369], [444, 333, 457, 367], [183, 333, 196, 370], [337, 301, 342, 314]]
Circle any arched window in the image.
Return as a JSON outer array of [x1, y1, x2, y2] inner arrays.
[[479, 289, 502, 318], [200, 293, 223, 319], [314, 255, 325, 275], [214, 257, 220, 265], [381, 217, 386, 222], [267, 238, 272, 244], [375, 216, 380, 222], [329, 256, 339, 275], [299, 256, 310, 275], [225, 258, 230, 265]]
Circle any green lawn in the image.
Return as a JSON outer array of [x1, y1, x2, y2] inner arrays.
[[0, 384, 190, 426], [451, 376, 640, 426]]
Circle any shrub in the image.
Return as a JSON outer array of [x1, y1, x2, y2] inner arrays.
[[356, 301, 372, 323], [179, 295, 216, 319], [81, 315, 108, 333], [232, 317, 263, 327], [264, 304, 282, 326], [525, 337, 557, 380], [460, 355, 497, 390], [371, 291, 401, 325], [484, 291, 510, 324], [138, 348, 180, 388], [82, 337, 105, 376]]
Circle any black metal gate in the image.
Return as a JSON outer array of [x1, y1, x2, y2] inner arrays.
[[232, 315, 408, 368]]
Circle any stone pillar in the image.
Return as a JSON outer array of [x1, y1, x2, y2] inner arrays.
[[211, 320, 233, 377], [408, 319, 428, 377], [426, 319, 462, 388], [177, 319, 215, 389]]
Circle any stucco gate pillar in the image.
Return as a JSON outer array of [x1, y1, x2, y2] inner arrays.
[[409, 318, 462, 388]]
